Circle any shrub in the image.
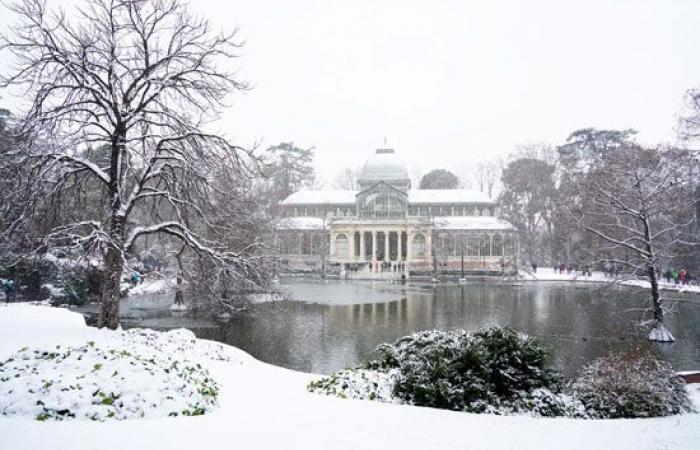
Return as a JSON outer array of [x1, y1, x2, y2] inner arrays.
[[307, 369, 400, 403], [369, 328, 562, 412], [569, 351, 692, 418], [0, 329, 224, 421]]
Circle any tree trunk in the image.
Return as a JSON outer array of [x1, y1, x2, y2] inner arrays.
[[98, 245, 124, 329], [174, 251, 184, 307], [642, 217, 675, 342], [648, 264, 662, 323]]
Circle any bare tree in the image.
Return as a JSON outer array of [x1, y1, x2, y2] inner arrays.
[[499, 157, 556, 264], [332, 166, 361, 190], [678, 87, 700, 144], [1, 0, 264, 329], [574, 145, 698, 342], [471, 160, 501, 198]]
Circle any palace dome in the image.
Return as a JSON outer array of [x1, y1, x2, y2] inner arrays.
[[357, 148, 410, 188]]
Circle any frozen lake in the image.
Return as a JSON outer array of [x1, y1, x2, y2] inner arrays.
[[113, 280, 700, 376]]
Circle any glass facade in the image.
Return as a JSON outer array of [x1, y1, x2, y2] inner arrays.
[[357, 186, 407, 219]]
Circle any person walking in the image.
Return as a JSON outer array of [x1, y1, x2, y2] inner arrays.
[[680, 269, 687, 285], [3, 278, 17, 303], [664, 268, 672, 284]]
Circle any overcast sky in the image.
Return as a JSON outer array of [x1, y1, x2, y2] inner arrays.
[[2, 0, 700, 184]]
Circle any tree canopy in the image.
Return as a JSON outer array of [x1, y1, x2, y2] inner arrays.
[[0, 0, 265, 328], [419, 169, 460, 189]]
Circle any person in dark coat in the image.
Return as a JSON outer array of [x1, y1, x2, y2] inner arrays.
[[2, 278, 18, 303]]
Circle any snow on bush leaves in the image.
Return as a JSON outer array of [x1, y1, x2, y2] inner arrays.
[[570, 351, 692, 418], [373, 328, 564, 413], [309, 328, 579, 417], [307, 369, 400, 403], [0, 328, 228, 421]]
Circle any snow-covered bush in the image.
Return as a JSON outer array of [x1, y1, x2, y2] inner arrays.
[[372, 328, 562, 413], [307, 369, 400, 403], [3, 253, 105, 305], [309, 328, 576, 416], [514, 388, 588, 418], [570, 352, 691, 418], [0, 329, 225, 421]]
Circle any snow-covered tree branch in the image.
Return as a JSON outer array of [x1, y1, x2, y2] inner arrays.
[[573, 144, 698, 341], [0, 0, 267, 329]]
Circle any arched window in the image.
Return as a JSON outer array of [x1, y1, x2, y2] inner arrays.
[[412, 234, 426, 257], [492, 234, 503, 256], [335, 234, 348, 258], [358, 186, 407, 219]]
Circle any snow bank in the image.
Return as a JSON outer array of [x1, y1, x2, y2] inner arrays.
[[0, 335, 219, 421], [0, 305, 242, 422], [128, 278, 175, 296], [520, 268, 700, 294], [0, 304, 699, 450]]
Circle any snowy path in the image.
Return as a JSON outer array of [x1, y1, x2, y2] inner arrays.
[[519, 268, 700, 294], [0, 304, 698, 450]]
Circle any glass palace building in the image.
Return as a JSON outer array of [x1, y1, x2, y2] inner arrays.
[[274, 148, 516, 274]]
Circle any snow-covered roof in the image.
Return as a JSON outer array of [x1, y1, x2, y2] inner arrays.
[[281, 190, 357, 205], [408, 189, 494, 204], [358, 149, 410, 183], [275, 217, 328, 230], [433, 216, 515, 231], [282, 189, 495, 206], [277, 216, 514, 231]]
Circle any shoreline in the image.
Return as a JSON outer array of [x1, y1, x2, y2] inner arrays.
[[0, 304, 699, 450]]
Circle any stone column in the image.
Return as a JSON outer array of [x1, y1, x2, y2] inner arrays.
[[406, 231, 413, 261], [385, 231, 390, 261], [426, 232, 432, 260], [329, 232, 336, 257], [360, 231, 366, 260], [349, 231, 356, 260], [397, 231, 403, 261], [372, 231, 377, 261]]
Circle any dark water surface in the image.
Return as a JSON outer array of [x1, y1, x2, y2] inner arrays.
[[114, 280, 700, 376]]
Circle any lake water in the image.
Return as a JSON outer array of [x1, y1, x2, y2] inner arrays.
[[115, 280, 700, 376]]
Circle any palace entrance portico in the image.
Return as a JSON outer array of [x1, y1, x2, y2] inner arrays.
[[329, 219, 433, 265], [357, 230, 407, 261]]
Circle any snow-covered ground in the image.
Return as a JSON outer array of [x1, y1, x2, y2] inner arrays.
[[520, 268, 700, 294], [127, 277, 176, 296], [0, 304, 698, 450]]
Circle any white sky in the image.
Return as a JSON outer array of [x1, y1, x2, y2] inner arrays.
[[2, 0, 700, 184]]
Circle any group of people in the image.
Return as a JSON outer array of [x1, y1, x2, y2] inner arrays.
[[663, 268, 692, 285], [370, 260, 406, 273], [601, 262, 622, 277], [554, 262, 593, 277], [1, 278, 18, 303]]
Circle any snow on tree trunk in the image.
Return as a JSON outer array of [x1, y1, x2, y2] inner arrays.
[[648, 322, 675, 342], [643, 224, 670, 342]]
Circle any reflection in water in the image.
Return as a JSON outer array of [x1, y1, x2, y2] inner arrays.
[[119, 280, 700, 377]]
